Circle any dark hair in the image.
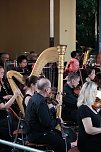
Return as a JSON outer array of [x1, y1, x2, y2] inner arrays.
[[30, 51, 35, 54], [85, 66, 95, 76], [71, 51, 76, 58], [25, 75, 38, 87], [67, 72, 80, 81], [17, 55, 27, 64], [94, 72, 101, 89]]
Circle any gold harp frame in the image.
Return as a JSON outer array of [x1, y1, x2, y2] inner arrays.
[[7, 70, 25, 116], [7, 46, 66, 120]]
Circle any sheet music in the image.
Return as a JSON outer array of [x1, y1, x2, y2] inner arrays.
[[96, 90, 101, 99]]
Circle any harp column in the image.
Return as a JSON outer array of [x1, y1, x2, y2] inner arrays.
[[57, 45, 66, 118]]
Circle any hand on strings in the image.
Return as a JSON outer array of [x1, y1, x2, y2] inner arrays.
[[3, 95, 13, 100], [14, 89, 21, 97]]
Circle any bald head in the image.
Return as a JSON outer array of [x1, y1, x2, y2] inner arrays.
[[37, 78, 51, 91]]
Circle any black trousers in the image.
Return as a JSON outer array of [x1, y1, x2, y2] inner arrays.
[[29, 129, 71, 152]]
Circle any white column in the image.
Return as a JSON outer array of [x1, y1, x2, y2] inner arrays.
[[50, 0, 54, 46], [60, 0, 76, 61]]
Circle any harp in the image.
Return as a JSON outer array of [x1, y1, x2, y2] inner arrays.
[[6, 46, 66, 121], [7, 70, 25, 116], [30, 46, 66, 129]]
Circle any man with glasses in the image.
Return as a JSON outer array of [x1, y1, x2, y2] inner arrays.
[[62, 72, 80, 123]]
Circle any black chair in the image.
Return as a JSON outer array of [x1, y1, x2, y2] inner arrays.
[[7, 110, 26, 152], [22, 121, 54, 152]]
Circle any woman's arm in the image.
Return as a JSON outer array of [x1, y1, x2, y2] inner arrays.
[[82, 117, 101, 135], [0, 89, 21, 110]]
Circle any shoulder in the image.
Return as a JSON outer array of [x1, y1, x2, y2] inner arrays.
[[64, 83, 71, 91], [78, 105, 91, 119], [24, 94, 32, 98]]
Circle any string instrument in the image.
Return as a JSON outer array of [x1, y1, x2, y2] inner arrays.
[[47, 87, 66, 106], [92, 96, 101, 109], [73, 85, 81, 96]]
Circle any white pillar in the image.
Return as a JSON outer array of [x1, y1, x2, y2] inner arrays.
[[60, 0, 76, 61], [50, 0, 54, 46]]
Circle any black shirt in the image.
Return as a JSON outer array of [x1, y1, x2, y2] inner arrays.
[[77, 105, 101, 152], [25, 92, 60, 142], [62, 83, 78, 122]]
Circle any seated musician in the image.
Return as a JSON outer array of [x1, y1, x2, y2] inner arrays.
[[64, 58, 79, 73], [14, 55, 31, 76], [0, 89, 21, 150], [93, 72, 101, 115], [0, 65, 13, 100], [25, 78, 70, 152], [94, 54, 101, 73], [0, 52, 10, 68], [62, 72, 80, 123], [0, 65, 20, 114], [77, 81, 101, 152], [84, 66, 95, 82], [23, 75, 38, 111]]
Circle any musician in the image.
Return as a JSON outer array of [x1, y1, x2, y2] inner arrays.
[[70, 50, 80, 60], [62, 72, 80, 123], [64, 58, 79, 73], [85, 66, 95, 82], [93, 72, 101, 115], [94, 72, 101, 90], [0, 89, 21, 150], [0, 52, 10, 68], [96, 54, 101, 66], [0, 65, 13, 100], [14, 55, 31, 76], [25, 78, 69, 152], [23, 75, 38, 111], [77, 81, 101, 152]]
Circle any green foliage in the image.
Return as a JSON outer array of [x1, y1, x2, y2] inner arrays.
[[76, 0, 97, 51]]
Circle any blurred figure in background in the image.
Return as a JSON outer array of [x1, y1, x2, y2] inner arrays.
[[28, 51, 39, 62], [85, 66, 95, 82], [27, 51, 39, 72], [14, 55, 31, 76], [0, 52, 10, 68]]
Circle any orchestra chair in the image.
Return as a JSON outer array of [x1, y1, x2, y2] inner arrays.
[[7, 110, 26, 152], [22, 121, 54, 151], [7, 110, 54, 152]]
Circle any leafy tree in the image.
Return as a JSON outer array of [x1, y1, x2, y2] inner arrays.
[[76, 0, 97, 53]]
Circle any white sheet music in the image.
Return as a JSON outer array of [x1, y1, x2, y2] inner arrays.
[[96, 90, 101, 99]]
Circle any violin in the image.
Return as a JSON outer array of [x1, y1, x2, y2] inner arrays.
[[92, 97, 101, 109], [46, 87, 65, 106], [73, 85, 81, 96], [46, 96, 59, 106]]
